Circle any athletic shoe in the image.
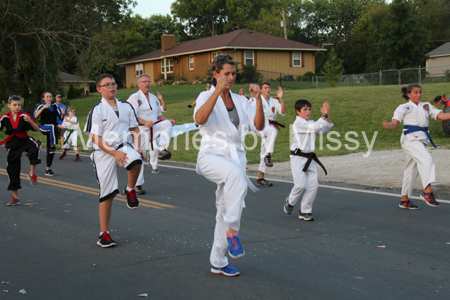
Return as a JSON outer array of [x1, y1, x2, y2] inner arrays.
[[227, 233, 245, 259], [284, 197, 294, 214], [264, 155, 273, 167], [7, 197, 20, 206], [420, 192, 439, 207], [59, 152, 67, 160], [97, 232, 116, 248], [28, 173, 38, 187], [399, 199, 420, 210], [123, 187, 139, 209], [158, 149, 172, 160], [187, 105, 192, 108], [49, 146, 56, 154], [45, 169, 55, 176], [256, 178, 273, 187], [298, 212, 315, 221], [135, 185, 146, 195], [74, 156, 81, 162], [151, 169, 160, 174], [211, 264, 240, 277]]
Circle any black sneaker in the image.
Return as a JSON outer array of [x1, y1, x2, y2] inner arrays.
[[256, 178, 273, 187], [123, 187, 139, 209], [399, 199, 420, 210], [158, 149, 172, 160], [187, 104, 192, 108], [97, 232, 116, 248], [299, 212, 315, 221], [135, 185, 146, 195], [45, 169, 55, 176], [284, 197, 294, 214], [420, 192, 439, 207], [49, 146, 56, 154], [59, 152, 67, 160], [264, 155, 273, 167]]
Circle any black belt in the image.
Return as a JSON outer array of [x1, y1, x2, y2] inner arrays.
[[290, 150, 327, 175]]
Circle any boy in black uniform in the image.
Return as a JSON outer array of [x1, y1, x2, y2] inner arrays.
[[0, 95, 41, 206], [33, 92, 63, 176]]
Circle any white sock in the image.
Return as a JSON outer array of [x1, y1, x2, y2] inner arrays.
[[125, 186, 133, 192]]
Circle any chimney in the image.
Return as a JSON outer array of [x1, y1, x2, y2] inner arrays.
[[161, 35, 176, 52]]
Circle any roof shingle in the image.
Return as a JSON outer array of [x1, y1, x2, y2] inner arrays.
[[119, 29, 325, 65]]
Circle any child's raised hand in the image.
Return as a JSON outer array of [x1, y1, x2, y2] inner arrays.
[[23, 115, 31, 123], [277, 86, 283, 98]]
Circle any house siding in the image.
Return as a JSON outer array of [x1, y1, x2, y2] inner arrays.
[[426, 56, 450, 77]]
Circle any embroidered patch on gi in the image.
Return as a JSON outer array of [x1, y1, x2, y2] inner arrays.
[[102, 119, 107, 122], [138, 100, 142, 106], [423, 104, 429, 111], [272, 106, 276, 113], [404, 104, 413, 113]]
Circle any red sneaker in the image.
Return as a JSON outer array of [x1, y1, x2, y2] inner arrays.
[[27, 173, 38, 187], [7, 197, 20, 206], [399, 199, 419, 210], [420, 192, 439, 207]]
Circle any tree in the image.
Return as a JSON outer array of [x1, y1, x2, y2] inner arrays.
[[0, 0, 136, 113], [377, 0, 429, 69], [323, 48, 345, 87]]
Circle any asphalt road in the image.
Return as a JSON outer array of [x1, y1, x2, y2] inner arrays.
[[0, 150, 449, 300]]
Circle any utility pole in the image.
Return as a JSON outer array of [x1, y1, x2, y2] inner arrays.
[[281, 8, 287, 39]]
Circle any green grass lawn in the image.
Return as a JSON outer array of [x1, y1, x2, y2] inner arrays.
[[2, 82, 450, 164]]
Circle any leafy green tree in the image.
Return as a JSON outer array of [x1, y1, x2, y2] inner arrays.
[[377, 0, 429, 69], [323, 48, 345, 87], [0, 0, 136, 113]]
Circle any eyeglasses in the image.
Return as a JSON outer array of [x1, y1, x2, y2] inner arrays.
[[213, 55, 233, 70], [8, 95, 20, 101], [98, 83, 117, 88]]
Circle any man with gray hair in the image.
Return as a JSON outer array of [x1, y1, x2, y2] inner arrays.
[[127, 74, 175, 194]]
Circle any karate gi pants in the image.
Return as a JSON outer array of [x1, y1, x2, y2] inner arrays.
[[136, 120, 172, 186], [6, 138, 41, 190], [197, 154, 247, 268], [287, 156, 319, 214], [257, 124, 278, 173], [401, 138, 436, 197], [91, 145, 142, 202]]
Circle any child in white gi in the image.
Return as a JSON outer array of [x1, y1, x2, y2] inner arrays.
[[383, 83, 450, 209], [195, 55, 264, 277], [84, 73, 144, 248], [284, 99, 333, 221], [249, 81, 286, 187], [61, 107, 81, 162]]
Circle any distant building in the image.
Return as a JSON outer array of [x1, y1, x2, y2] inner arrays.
[[59, 71, 95, 94], [426, 42, 450, 77], [118, 29, 326, 87]]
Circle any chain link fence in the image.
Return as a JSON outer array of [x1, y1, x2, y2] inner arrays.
[[248, 64, 450, 89]]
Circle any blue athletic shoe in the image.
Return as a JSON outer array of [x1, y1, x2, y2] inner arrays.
[[227, 233, 245, 259], [211, 264, 240, 276]]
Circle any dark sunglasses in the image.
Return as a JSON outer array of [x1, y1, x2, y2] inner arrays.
[[213, 55, 234, 70], [8, 95, 20, 101]]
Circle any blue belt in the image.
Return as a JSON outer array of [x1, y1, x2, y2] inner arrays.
[[403, 125, 436, 148]]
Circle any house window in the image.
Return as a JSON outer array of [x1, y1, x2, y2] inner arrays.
[[211, 51, 222, 62], [293, 52, 301, 67], [189, 55, 194, 70], [245, 51, 254, 65], [135, 63, 143, 76], [161, 59, 173, 73]]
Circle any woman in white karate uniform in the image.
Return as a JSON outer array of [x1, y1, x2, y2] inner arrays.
[[194, 55, 264, 276]]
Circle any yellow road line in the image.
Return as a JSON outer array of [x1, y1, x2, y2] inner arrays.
[[0, 169, 176, 210]]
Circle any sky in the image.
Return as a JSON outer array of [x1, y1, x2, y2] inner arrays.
[[133, 0, 175, 17]]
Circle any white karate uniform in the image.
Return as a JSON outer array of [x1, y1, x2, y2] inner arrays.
[[288, 116, 333, 213], [249, 95, 285, 173], [127, 90, 172, 185], [194, 86, 258, 268], [392, 101, 441, 197], [61, 116, 78, 149], [84, 98, 142, 202]]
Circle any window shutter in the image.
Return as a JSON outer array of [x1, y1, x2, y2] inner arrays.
[[254, 51, 257, 66], [241, 51, 245, 65], [289, 52, 292, 67], [301, 52, 305, 67]]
